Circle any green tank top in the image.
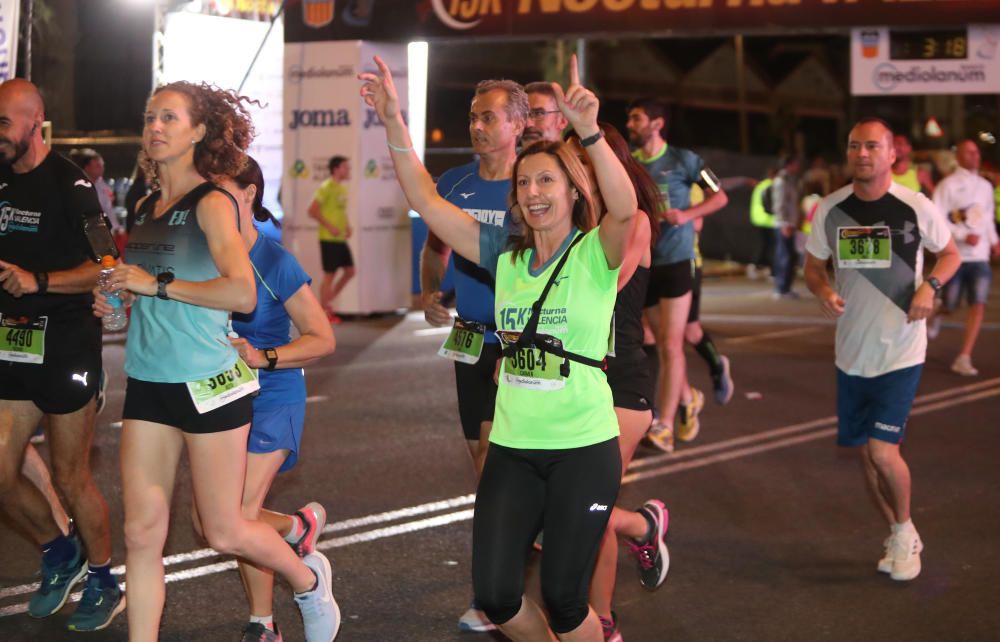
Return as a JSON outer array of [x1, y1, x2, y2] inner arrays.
[[891, 167, 920, 192], [480, 226, 620, 450], [750, 178, 776, 228]]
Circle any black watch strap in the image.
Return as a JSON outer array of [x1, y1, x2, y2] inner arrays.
[[926, 276, 942, 292], [580, 130, 604, 148], [263, 348, 279, 371], [156, 272, 174, 300], [35, 272, 49, 295]]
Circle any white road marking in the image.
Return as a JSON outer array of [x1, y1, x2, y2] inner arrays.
[[2, 382, 998, 617], [722, 327, 820, 345]]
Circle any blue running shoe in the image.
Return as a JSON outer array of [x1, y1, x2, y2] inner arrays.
[[28, 536, 88, 618], [294, 552, 341, 642], [66, 571, 125, 631]]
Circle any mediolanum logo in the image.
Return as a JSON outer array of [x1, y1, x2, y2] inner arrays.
[[288, 108, 351, 130], [288, 65, 355, 84]]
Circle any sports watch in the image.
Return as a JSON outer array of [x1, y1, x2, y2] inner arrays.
[[263, 348, 279, 371], [926, 276, 942, 292], [156, 271, 175, 300]]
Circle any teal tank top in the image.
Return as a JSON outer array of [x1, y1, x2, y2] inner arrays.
[[124, 183, 241, 383]]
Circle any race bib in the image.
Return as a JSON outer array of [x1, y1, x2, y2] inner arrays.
[[496, 330, 565, 391], [837, 226, 891, 269], [186, 358, 260, 414], [438, 318, 486, 364], [0, 314, 47, 364]]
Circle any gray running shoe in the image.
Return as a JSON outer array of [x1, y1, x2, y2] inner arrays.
[[712, 355, 734, 405], [294, 552, 341, 642]]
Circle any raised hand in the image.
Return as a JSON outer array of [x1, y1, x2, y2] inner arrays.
[[550, 53, 599, 139], [358, 55, 400, 124]]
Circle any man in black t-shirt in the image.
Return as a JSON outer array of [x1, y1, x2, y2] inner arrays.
[[0, 79, 123, 631]]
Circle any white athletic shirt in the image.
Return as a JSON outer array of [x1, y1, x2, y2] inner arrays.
[[806, 182, 951, 377], [932, 167, 998, 263]]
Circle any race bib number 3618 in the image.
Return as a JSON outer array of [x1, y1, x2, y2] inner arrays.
[[837, 226, 891, 269]]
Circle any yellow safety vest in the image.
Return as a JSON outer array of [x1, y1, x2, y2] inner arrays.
[[750, 178, 776, 228]]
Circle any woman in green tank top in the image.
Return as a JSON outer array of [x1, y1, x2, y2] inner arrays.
[[362, 55, 638, 640]]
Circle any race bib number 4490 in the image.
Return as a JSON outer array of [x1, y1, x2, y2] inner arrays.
[[0, 314, 47, 364], [837, 226, 891, 269]]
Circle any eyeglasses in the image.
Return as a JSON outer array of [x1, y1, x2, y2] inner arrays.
[[528, 109, 561, 120]]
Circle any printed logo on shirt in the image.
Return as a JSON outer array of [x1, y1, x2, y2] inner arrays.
[[464, 208, 505, 227], [460, 192, 476, 199], [74, 179, 93, 189], [0, 183, 8, 191], [168, 210, 190, 227], [499, 305, 568, 330], [0, 202, 41, 235], [589, 503, 609, 512]]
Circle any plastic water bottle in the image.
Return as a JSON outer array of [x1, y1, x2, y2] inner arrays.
[[99, 255, 128, 332]]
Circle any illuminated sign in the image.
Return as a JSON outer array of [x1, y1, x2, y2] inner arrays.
[[285, 0, 1000, 42], [851, 25, 1000, 96]]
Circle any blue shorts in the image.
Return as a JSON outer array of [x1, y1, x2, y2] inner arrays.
[[943, 261, 992, 309], [248, 402, 305, 472], [836, 364, 923, 447]]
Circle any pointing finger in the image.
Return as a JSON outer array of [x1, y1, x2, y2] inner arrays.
[[569, 52, 580, 87]]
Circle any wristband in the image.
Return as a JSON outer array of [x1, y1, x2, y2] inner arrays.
[[926, 276, 942, 292], [35, 272, 49, 295], [580, 130, 604, 148], [387, 142, 413, 153]]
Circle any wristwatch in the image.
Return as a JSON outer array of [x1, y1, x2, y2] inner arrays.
[[926, 276, 942, 292], [156, 271, 175, 300], [263, 348, 279, 371]]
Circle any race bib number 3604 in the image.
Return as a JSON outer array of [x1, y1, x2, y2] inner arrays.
[[0, 314, 47, 364], [496, 330, 565, 391], [837, 226, 891, 269]]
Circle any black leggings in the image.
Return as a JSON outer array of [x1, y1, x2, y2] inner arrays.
[[472, 438, 621, 633]]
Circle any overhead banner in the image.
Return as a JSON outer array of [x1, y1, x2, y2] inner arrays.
[[0, 0, 19, 81], [283, 40, 411, 314], [851, 25, 1000, 95], [285, 0, 1000, 43]]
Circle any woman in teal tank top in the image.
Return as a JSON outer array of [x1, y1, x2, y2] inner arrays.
[[93, 82, 340, 642], [362, 55, 636, 640]]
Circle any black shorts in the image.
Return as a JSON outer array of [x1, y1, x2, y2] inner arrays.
[[123, 377, 253, 434], [687, 266, 704, 323], [320, 240, 354, 272], [644, 260, 694, 307], [455, 342, 501, 440], [0, 313, 101, 414], [605, 349, 654, 412]]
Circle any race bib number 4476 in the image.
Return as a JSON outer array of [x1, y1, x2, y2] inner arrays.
[[837, 226, 891, 269]]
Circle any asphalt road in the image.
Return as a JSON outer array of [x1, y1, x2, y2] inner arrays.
[[2, 270, 999, 642]]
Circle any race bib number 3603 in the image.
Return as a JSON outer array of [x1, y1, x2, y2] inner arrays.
[[186, 358, 260, 414], [0, 314, 47, 364], [837, 226, 891, 269]]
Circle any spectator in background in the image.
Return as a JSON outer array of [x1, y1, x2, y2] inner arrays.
[[747, 168, 776, 280], [522, 82, 569, 145], [891, 134, 935, 195], [71, 148, 123, 235], [772, 155, 802, 299], [308, 155, 355, 324], [931, 139, 1000, 376]]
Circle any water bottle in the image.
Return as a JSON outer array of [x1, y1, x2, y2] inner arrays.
[[99, 255, 128, 332]]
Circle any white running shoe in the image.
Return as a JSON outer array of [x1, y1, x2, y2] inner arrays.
[[457, 603, 496, 632], [951, 354, 979, 377], [877, 535, 893, 574], [294, 552, 341, 641], [889, 529, 923, 581]]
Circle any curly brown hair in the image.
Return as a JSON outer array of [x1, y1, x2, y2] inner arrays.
[[140, 81, 259, 186]]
